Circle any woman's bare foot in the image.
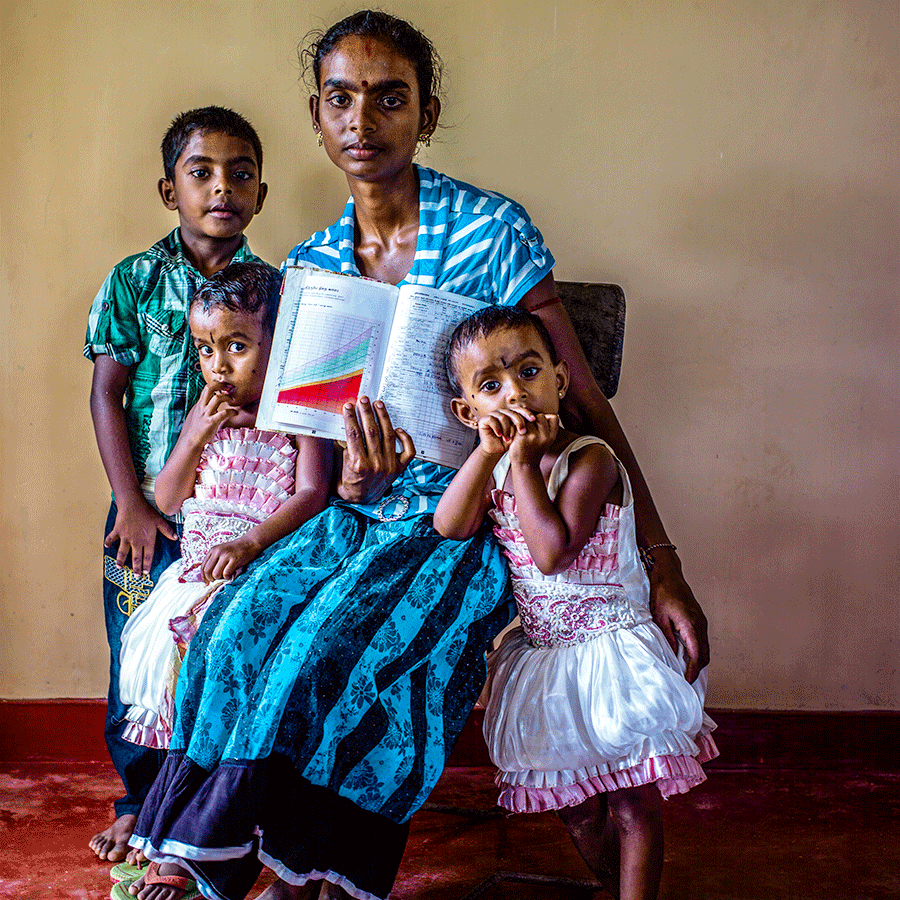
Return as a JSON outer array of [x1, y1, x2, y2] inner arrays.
[[128, 861, 195, 900], [125, 847, 147, 868], [89, 813, 137, 861], [317, 883, 351, 899], [256, 878, 319, 899]]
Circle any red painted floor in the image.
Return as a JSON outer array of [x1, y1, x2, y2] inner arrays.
[[2, 762, 898, 899]]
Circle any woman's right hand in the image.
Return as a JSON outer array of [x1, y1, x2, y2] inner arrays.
[[338, 397, 416, 503]]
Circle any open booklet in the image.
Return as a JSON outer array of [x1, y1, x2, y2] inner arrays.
[[256, 266, 488, 469]]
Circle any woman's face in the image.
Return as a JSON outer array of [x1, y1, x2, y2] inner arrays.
[[311, 35, 439, 184]]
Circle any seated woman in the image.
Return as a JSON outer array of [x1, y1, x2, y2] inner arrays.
[[127, 11, 708, 900]]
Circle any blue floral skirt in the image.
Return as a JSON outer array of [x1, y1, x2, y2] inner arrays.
[[131, 505, 513, 900]]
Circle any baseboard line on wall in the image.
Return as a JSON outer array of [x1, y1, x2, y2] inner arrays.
[[0, 698, 109, 763], [1, 699, 897, 771]]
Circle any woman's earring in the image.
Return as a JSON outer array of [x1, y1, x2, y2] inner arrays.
[[316, 131, 323, 147], [418, 132, 432, 147]]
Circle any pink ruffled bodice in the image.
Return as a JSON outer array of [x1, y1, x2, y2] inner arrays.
[[490, 492, 649, 649], [178, 428, 296, 582]]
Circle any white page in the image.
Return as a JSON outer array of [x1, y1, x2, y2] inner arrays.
[[378, 284, 485, 468], [257, 268, 398, 439]]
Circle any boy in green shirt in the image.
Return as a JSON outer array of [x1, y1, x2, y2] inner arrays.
[[83, 106, 268, 862]]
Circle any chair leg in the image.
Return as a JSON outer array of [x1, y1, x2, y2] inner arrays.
[[420, 801, 608, 897], [458, 871, 606, 900], [420, 801, 504, 820]]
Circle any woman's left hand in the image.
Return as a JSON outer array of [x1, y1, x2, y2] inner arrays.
[[647, 556, 710, 683], [338, 397, 416, 503]]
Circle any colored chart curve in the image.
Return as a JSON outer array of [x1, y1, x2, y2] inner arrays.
[[278, 323, 374, 414]]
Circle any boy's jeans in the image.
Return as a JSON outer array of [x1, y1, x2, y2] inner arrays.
[[102, 501, 181, 817]]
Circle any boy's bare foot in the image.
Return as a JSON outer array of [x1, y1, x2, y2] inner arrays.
[[127, 861, 196, 900], [89, 813, 137, 861]]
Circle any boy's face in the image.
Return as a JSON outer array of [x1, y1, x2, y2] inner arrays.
[[159, 131, 267, 248], [189, 304, 272, 413]]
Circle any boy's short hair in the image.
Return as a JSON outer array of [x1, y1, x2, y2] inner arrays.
[[190, 262, 282, 333], [161, 106, 263, 181], [445, 305, 558, 397]]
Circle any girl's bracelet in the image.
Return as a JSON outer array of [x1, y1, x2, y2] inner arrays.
[[639, 542, 678, 572]]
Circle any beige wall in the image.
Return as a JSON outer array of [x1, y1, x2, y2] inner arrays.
[[2, 1, 897, 709]]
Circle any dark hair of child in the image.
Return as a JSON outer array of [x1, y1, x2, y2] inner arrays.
[[190, 262, 281, 332], [161, 106, 264, 182], [301, 9, 443, 101], [445, 305, 558, 397]]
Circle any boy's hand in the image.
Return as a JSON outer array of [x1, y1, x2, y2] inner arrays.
[[509, 412, 559, 467], [199, 534, 260, 584], [105, 498, 176, 577], [182, 383, 241, 448]]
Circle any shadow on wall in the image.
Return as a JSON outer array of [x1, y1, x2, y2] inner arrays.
[[670, 164, 898, 284], [610, 160, 898, 711]]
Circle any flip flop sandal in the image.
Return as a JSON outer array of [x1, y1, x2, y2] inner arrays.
[[109, 860, 147, 883], [110, 878, 137, 900], [109, 862, 201, 900]]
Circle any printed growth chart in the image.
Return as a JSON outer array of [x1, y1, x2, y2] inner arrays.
[[277, 311, 380, 414]]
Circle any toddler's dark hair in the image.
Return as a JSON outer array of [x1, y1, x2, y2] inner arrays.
[[191, 262, 282, 333], [301, 10, 443, 102], [445, 306, 559, 397], [161, 106, 263, 182]]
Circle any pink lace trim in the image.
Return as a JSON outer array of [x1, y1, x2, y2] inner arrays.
[[497, 735, 720, 812], [122, 719, 170, 750]]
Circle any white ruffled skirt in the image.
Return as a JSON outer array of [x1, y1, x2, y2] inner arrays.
[[482, 621, 718, 812], [118, 562, 224, 748]]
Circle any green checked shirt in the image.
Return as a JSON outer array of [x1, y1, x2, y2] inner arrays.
[[83, 228, 268, 512]]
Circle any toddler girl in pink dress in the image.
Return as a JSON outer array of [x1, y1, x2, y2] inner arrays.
[[436, 305, 717, 900], [118, 263, 330, 750]]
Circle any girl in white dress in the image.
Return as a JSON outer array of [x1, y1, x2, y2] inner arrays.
[[435, 305, 717, 900]]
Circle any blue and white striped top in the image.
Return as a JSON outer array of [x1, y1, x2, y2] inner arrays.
[[285, 165, 555, 518]]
